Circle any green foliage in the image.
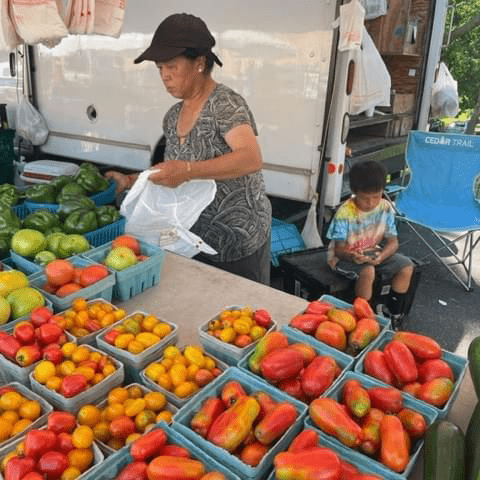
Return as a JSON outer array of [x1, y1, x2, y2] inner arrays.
[[442, 0, 480, 112]]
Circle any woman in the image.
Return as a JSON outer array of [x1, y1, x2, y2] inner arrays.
[[106, 13, 272, 284]]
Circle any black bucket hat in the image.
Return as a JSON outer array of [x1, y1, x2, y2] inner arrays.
[[134, 13, 223, 66]]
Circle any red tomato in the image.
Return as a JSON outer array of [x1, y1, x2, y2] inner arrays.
[[38, 451, 69, 478], [79, 265, 109, 287], [57, 432, 75, 454], [112, 235, 141, 255], [109, 416, 136, 440], [48, 411, 77, 434], [55, 283, 82, 298], [30, 306, 54, 328], [45, 260, 75, 287]]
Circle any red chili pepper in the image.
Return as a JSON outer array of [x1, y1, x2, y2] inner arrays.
[[29, 306, 53, 328], [61, 374, 87, 398], [0, 333, 22, 360], [37, 323, 63, 345], [4, 456, 35, 480], [47, 411, 77, 435], [24, 429, 57, 459], [13, 321, 35, 345], [15, 344, 41, 367], [42, 344, 64, 365]]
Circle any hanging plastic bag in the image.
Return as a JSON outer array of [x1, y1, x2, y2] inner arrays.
[[86, 0, 96, 34], [0, 0, 21, 49], [67, 0, 88, 34], [120, 169, 217, 258], [350, 27, 391, 116], [301, 193, 323, 248], [334, 0, 365, 51], [16, 96, 49, 146], [94, 0, 127, 38], [430, 62, 459, 118], [359, 0, 387, 20], [9, 0, 68, 45]]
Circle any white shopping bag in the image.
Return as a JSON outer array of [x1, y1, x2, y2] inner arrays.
[[16, 96, 49, 146], [94, 0, 127, 38], [431, 62, 459, 118], [120, 169, 217, 258], [301, 194, 323, 248], [9, 0, 68, 45], [334, 0, 365, 51], [0, 0, 21, 49]]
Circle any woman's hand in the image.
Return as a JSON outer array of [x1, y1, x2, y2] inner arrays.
[[148, 161, 191, 188], [105, 171, 131, 193]]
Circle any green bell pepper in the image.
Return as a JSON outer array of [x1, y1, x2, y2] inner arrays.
[[49, 175, 75, 193], [78, 162, 100, 174], [75, 168, 109, 193], [58, 196, 96, 218], [96, 205, 120, 227], [0, 234, 11, 257], [0, 209, 21, 231], [24, 184, 57, 204], [63, 209, 98, 234], [23, 209, 61, 233], [44, 226, 64, 236], [58, 182, 87, 199]]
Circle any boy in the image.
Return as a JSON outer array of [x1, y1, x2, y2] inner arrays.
[[326, 160, 414, 329]]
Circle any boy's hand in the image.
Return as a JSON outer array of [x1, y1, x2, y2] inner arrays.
[[352, 251, 370, 264]]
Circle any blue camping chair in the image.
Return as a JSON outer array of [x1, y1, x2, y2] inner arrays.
[[395, 130, 480, 291]]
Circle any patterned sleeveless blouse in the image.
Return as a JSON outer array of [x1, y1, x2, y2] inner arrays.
[[163, 83, 272, 263]]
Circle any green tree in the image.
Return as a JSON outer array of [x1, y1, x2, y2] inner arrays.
[[441, 0, 480, 133]]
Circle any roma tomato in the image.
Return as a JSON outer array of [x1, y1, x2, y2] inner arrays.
[[417, 358, 454, 383], [24, 429, 57, 458], [79, 265, 109, 287], [131, 428, 167, 461], [4, 456, 35, 480], [48, 411, 77, 434], [116, 462, 148, 480], [109, 416, 135, 440], [30, 306, 54, 327], [38, 451, 69, 478], [379, 415, 410, 472]]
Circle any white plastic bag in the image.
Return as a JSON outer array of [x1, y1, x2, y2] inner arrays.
[[9, 0, 68, 45], [301, 194, 323, 248], [350, 27, 391, 116], [431, 62, 459, 118], [0, 0, 21, 49], [359, 0, 387, 20], [16, 96, 49, 146], [94, 0, 127, 38], [334, 0, 365, 51], [120, 169, 217, 258]]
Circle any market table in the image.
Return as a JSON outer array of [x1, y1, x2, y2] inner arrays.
[[116, 251, 474, 480]]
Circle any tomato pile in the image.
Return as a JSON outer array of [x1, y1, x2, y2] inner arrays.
[[0, 306, 68, 367], [0, 386, 43, 444], [60, 298, 126, 339], [289, 297, 381, 356], [103, 312, 173, 355], [1, 411, 96, 480], [77, 385, 174, 451], [32, 343, 118, 398], [207, 306, 272, 348], [144, 345, 223, 399]]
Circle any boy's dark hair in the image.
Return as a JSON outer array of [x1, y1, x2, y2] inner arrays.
[[349, 160, 386, 194]]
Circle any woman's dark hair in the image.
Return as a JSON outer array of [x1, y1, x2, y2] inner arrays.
[[182, 47, 215, 72], [349, 160, 386, 194]]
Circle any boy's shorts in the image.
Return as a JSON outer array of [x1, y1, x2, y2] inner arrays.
[[333, 253, 414, 280]]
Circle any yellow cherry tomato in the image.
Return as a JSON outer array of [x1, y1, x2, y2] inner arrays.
[[72, 425, 94, 449], [33, 361, 56, 384]]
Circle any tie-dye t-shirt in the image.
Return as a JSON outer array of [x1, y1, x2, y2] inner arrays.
[[326, 197, 397, 261]]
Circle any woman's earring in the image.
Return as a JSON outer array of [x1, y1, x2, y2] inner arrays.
[[198, 68, 203, 72]]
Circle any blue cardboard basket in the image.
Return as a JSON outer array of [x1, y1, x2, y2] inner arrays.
[[237, 325, 354, 404], [266, 425, 394, 480], [24, 180, 116, 213], [305, 371, 438, 480], [84, 216, 126, 247], [198, 305, 278, 366], [271, 221, 305, 267], [80, 237, 165, 301], [81, 421, 240, 480], [172, 367, 308, 479], [287, 294, 391, 364], [28, 255, 115, 311], [9, 250, 43, 275], [354, 329, 468, 419]]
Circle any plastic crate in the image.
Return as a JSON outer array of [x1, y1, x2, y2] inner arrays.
[[198, 305, 278, 365], [29, 344, 124, 413], [24, 180, 116, 213], [57, 298, 121, 346], [96, 311, 178, 382], [81, 421, 240, 480], [287, 294, 391, 363], [0, 426, 104, 480], [12, 202, 28, 219], [305, 371, 438, 480], [271, 222, 305, 267], [172, 367, 308, 479], [140, 345, 229, 408], [93, 383, 178, 457], [354, 329, 468, 419], [85, 216, 126, 247], [0, 382, 53, 450], [237, 325, 354, 404], [28, 256, 116, 312], [81, 237, 165, 301], [266, 425, 394, 480]]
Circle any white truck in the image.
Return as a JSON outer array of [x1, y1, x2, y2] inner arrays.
[[0, 0, 449, 223]]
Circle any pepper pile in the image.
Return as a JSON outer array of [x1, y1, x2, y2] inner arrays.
[[309, 376, 430, 473], [1, 411, 96, 480], [0, 205, 21, 257], [115, 426, 228, 480], [189, 380, 299, 467], [0, 306, 67, 367], [273, 428, 383, 480]]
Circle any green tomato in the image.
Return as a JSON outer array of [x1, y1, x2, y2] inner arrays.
[[57, 234, 90, 258], [11, 229, 47, 258], [34, 250, 56, 266], [46, 232, 66, 257]]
